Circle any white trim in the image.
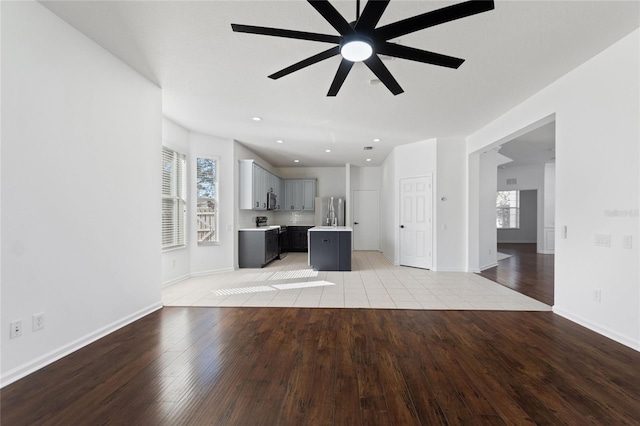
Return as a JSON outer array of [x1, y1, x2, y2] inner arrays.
[[479, 262, 499, 271], [382, 252, 397, 266], [162, 273, 191, 288], [0, 302, 163, 388], [553, 307, 640, 352], [191, 267, 235, 277], [432, 267, 467, 272], [162, 267, 236, 287]]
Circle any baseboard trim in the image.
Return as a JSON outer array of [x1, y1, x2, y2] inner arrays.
[[553, 307, 640, 352], [162, 273, 191, 288], [382, 252, 397, 266], [191, 267, 235, 277], [0, 301, 163, 388], [432, 267, 467, 272], [479, 262, 498, 271], [162, 267, 235, 288]]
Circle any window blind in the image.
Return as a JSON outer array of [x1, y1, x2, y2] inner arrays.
[[162, 147, 187, 249]]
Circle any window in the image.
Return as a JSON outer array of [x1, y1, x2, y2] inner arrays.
[[162, 147, 187, 250], [496, 190, 519, 229], [196, 157, 218, 244]]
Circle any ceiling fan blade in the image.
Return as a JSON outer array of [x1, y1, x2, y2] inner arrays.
[[355, 0, 390, 32], [376, 0, 495, 40], [231, 24, 341, 44], [377, 43, 464, 68], [327, 59, 354, 96], [364, 55, 404, 95], [308, 0, 354, 36], [269, 46, 340, 80]]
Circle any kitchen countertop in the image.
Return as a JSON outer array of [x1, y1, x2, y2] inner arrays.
[[308, 226, 353, 232], [238, 226, 281, 231]]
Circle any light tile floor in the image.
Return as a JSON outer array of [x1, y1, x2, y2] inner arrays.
[[162, 252, 551, 311]]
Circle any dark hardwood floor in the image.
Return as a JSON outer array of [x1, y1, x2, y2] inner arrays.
[[2, 307, 639, 425], [479, 243, 554, 306]]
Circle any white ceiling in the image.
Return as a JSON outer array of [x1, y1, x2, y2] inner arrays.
[[499, 121, 555, 169], [42, 1, 639, 167]]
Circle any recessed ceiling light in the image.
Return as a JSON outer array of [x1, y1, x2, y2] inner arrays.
[[294, 159, 299, 163], [325, 149, 331, 153], [373, 138, 381, 142], [252, 116, 262, 121], [366, 158, 372, 162], [276, 140, 284, 144]]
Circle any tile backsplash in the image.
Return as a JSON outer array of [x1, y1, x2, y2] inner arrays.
[[238, 210, 315, 228], [278, 211, 315, 225]]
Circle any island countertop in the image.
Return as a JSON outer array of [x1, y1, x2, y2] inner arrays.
[[308, 226, 353, 232]]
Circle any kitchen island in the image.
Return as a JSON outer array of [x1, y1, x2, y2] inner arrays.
[[308, 226, 352, 271]]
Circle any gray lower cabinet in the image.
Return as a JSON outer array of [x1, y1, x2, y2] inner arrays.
[[239, 229, 279, 268], [308, 231, 352, 271], [288, 226, 313, 252]]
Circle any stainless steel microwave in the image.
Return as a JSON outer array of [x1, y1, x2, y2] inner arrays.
[[267, 192, 277, 210]]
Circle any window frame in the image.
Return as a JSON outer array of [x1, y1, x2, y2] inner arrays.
[[196, 156, 219, 245], [496, 190, 520, 230]]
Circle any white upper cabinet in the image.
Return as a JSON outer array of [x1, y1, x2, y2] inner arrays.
[[284, 179, 316, 211], [239, 160, 282, 210]]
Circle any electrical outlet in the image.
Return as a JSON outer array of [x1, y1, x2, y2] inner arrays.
[[10, 320, 22, 339], [593, 289, 602, 303], [33, 313, 45, 332]]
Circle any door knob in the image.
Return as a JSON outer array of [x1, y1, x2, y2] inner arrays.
[[400, 225, 404, 228], [354, 222, 359, 225]]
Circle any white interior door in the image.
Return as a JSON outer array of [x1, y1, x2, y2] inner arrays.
[[399, 176, 433, 269], [353, 190, 379, 250]]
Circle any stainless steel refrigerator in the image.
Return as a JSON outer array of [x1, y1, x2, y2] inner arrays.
[[315, 197, 345, 226]]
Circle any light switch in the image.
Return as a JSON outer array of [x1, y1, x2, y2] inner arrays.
[[594, 233, 611, 247]]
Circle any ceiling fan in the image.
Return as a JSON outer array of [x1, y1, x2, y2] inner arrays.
[[231, 0, 495, 96]]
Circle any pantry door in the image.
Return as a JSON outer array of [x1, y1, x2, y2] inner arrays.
[[353, 190, 379, 250]]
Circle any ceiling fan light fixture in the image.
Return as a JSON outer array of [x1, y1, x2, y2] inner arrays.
[[340, 38, 373, 62]]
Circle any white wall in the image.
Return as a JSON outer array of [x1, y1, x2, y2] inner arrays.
[[1, 2, 163, 386], [188, 132, 235, 276], [497, 190, 537, 243], [544, 163, 556, 252], [379, 138, 468, 270], [161, 119, 191, 285], [497, 164, 546, 250], [478, 150, 499, 270], [379, 149, 396, 262], [467, 30, 640, 350], [380, 139, 437, 264], [435, 139, 467, 271], [349, 166, 381, 192]]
